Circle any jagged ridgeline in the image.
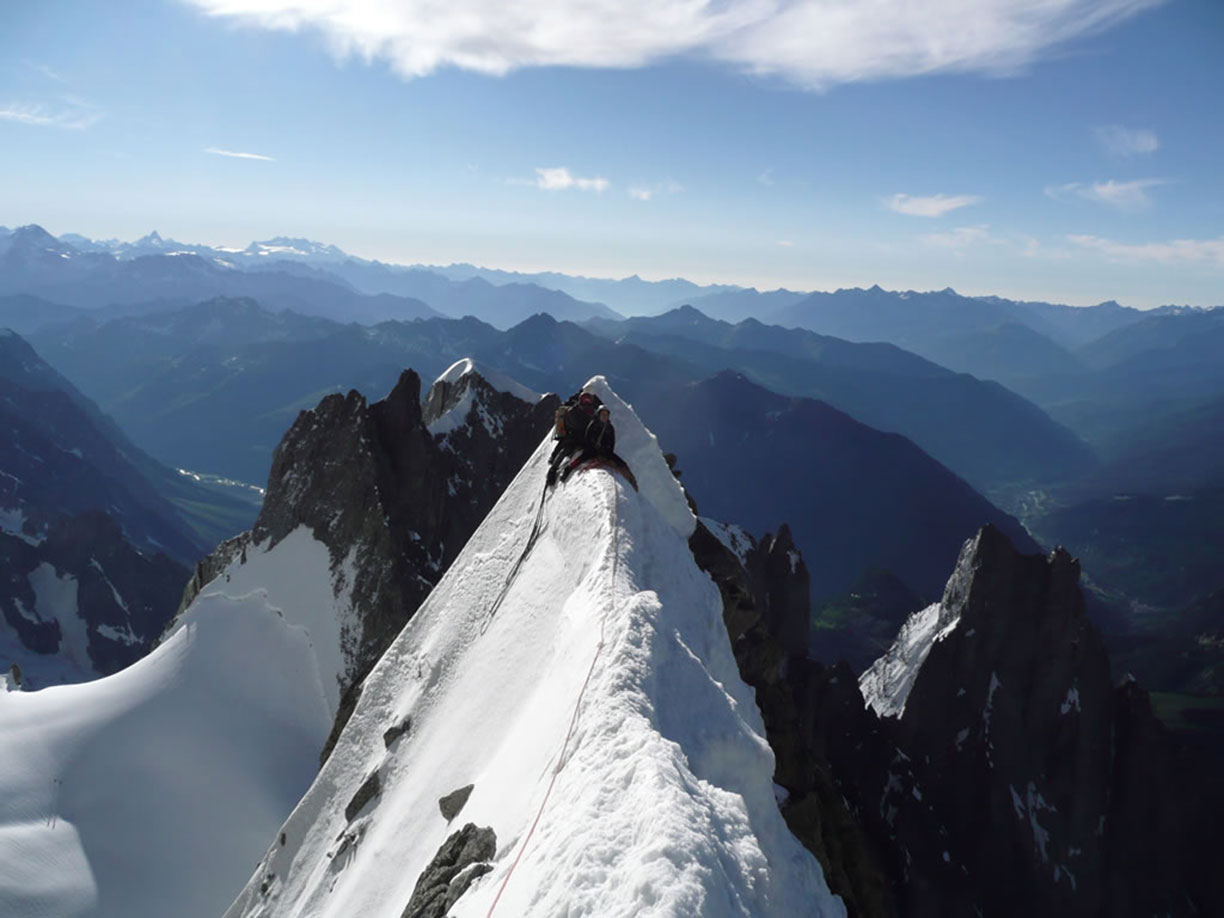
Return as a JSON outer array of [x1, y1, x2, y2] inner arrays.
[[2, 360, 1219, 918], [223, 372, 845, 918], [176, 361, 559, 738]]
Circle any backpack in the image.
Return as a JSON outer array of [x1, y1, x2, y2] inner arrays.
[[555, 390, 602, 439]]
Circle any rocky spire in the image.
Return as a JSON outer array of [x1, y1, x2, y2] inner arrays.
[[845, 524, 1224, 917], [176, 365, 558, 764]]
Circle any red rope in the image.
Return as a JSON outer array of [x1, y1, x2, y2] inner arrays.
[[484, 479, 620, 917]]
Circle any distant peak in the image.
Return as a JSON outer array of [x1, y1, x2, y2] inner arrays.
[[14, 223, 56, 241]]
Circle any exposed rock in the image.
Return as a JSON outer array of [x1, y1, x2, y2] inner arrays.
[[344, 771, 381, 823], [690, 519, 895, 918], [383, 716, 412, 748], [175, 366, 557, 764], [401, 823, 496, 918], [1, 510, 188, 680], [746, 523, 811, 660], [845, 524, 1224, 917], [438, 784, 474, 821]]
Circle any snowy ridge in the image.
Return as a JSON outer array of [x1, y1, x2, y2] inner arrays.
[[858, 601, 958, 719], [435, 357, 544, 405], [227, 385, 841, 917], [859, 530, 979, 718]]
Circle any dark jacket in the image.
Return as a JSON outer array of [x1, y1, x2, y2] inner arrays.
[[585, 417, 615, 456]]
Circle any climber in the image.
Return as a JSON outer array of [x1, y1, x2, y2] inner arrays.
[[585, 406, 615, 458], [547, 391, 600, 486]]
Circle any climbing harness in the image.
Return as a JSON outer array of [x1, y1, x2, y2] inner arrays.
[[483, 475, 622, 917]]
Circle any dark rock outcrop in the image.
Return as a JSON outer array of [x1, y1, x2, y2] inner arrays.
[[846, 525, 1224, 917], [402, 823, 496, 918], [345, 771, 382, 823], [438, 784, 474, 821], [695, 518, 1224, 917], [177, 365, 557, 763], [690, 519, 896, 918], [0, 510, 188, 682]]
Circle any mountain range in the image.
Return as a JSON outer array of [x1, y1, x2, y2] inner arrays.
[[3, 369, 1218, 917]]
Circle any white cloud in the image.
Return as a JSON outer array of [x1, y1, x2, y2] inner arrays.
[[886, 193, 982, 218], [628, 179, 683, 201], [184, 0, 1165, 89], [777, 239, 794, 247], [205, 147, 277, 161], [0, 99, 102, 130], [1068, 234, 1224, 266], [532, 166, 608, 192], [757, 168, 775, 186], [1046, 178, 1167, 210], [1095, 124, 1159, 155]]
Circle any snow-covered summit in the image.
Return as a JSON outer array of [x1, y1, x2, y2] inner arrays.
[[436, 357, 544, 404], [226, 384, 840, 917]]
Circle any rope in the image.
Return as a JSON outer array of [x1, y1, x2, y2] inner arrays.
[[484, 475, 621, 918], [481, 477, 551, 635]]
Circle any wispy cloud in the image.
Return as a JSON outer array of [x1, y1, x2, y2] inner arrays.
[[886, 193, 982, 218], [1068, 234, 1224, 266], [1046, 178, 1168, 210], [23, 60, 66, 83], [529, 166, 609, 192], [0, 99, 102, 130], [1095, 124, 1159, 156], [628, 179, 683, 201], [184, 0, 1165, 90], [757, 169, 775, 187], [777, 239, 794, 247], [919, 224, 996, 249], [205, 147, 277, 161]]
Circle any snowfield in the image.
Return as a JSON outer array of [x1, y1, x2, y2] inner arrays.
[[0, 530, 343, 918], [228, 378, 844, 918]]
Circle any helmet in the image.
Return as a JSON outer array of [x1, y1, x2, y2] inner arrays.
[[579, 393, 595, 407]]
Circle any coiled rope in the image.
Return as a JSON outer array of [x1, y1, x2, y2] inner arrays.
[[484, 473, 621, 917]]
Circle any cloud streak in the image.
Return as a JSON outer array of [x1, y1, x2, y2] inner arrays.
[[184, 0, 1165, 90], [1069, 234, 1224, 266], [0, 100, 102, 130], [205, 147, 277, 161], [1046, 178, 1167, 210], [532, 166, 608, 192], [628, 179, 683, 201], [887, 193, 982, 217]]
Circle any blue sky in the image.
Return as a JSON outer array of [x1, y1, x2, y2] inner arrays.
[[2, 0, 1221, 307]]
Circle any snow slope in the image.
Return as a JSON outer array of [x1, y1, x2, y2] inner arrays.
[[0, 528, 344, 918], [227, 378, 843, 918], [434, 357, 544, 405]]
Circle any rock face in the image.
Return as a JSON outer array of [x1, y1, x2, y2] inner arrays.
[[0, 510, 189, 684], [401, 823, 497, 918], [690, 518, 895, 918], [178, 365, 557, 756], [848, 525, 1223, 917], [696, 519, 1224, 918]]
